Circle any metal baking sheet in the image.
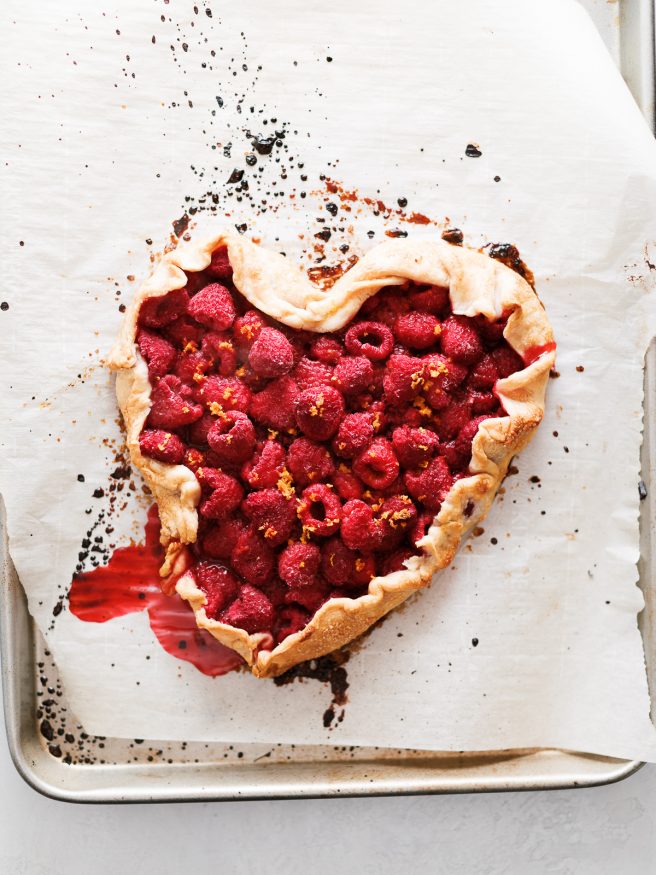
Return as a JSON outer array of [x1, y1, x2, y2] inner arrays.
[[1, 0, 654, 801]]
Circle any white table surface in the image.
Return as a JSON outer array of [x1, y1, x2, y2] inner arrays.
[[2, 2, 655, 871]]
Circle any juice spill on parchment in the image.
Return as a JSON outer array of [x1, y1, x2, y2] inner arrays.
[[68, 505, 243, 676]]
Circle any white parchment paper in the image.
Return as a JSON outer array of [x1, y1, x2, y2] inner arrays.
[[3, 0, 656, 760]]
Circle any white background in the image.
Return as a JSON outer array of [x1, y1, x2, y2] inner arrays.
[[1, 1, 655, 871]]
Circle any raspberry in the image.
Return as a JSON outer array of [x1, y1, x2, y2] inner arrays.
[[162, 315, 205, 349], [404, 456, 453, 512], [241, 441, 287, 490], [468, 354, 499, 390], [199, 472, 244, 519], [393, 312, 441, 350], [284, 584, 328, 614], [492, 344, 524, 378], [341, 500, 382, 552], [454, 415, 494, 459], [202, 516, 247, 559], [376, 495, 417, 549], [139, 288, 190, 329], [383, 354, 425, 404], [174, 349, 213, 384], [206, 410, 256, 463], [248, 326, 294, 378], [196, 376, 252, 414], [392, 426, 439, 469], [440, 440, 464, 471], [440, 315, 484, 365], [331, 412, 375, 459], [353, 438, 399, 489], [274, 606, 310, 643], [298, 484, 342, 537], [292, 356, 334, 391], [469, 391, 499, 414], [242, 488, 297, 547], [436, 400, 473, 440], [231, 529, 275, 586], [287, 438, 334, 488], [233, 310, 266, 349], [411, 511, 434, 545], [147, 375, 203, 430], [278, 542, 321, 587], [409, 284, 450, 315], [310, 335, 343, 365], [332, 469, 365, 501], [380, 548, 415, 576], [362, 288, 410, 327], [259, 576, 288, 608], [187, 412, 214, 446], [139, 428, 185, 464], [399, 407, 426, 427], [219, 584, 274, 634], [137, 329, 177, 379], [345, 321, 394, 361], [250, 376, 299, 430], [201, 332, 238, 376], [188, 283, 237, 331], [474, 313, 507, 344], [333, 356, 374, 395], [194, 562, 240, 619], [320, 537, 374, 588], [183, 447, 206, 470], [295, 385, 345, 441], [423, 353, 469, 392], [207, 246, 233, 280]]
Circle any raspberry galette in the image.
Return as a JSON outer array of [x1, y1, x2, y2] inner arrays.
[[109, 228, 555, 678]]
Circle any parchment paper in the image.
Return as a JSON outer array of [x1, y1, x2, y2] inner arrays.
[[3, 0, 656, 761]]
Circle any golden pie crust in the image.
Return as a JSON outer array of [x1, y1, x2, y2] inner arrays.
[[109, 227, 555, 678]]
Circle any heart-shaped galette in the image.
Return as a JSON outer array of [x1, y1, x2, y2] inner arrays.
[[109, 228, 555, 678]]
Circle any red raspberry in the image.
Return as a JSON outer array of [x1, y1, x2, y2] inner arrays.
[[187, 413, 214, 446], [137, 329, 177, 380], [353, 438, 399, 489], [411, 511, 434, 545], [278, 542, 321, 587], [454, 415, 494, 459], [162, 315, 205, 348], [274, 606, 311, 643], [238, 364, 268, 392], [298, 484, 342, 537], [333, 356, 374, 395], [469, 391, 499, 414], [436, 400, 473, 440], [376, 495, 417, 549], [207, 246, 233, 280], [383, 354, 425, 404], [206, 411, 256, 463], [380, 548, 415, 576], [399, 407, 426, 427], [393, 312, 441, 350], [292, 356, 334, 391], [139, 428, 185, 464], [196, 376, 252, 414], [202, 516, 247, 559], [332, 469, 365, 501], [242, 488, 297, 547], [259, 576, 288, 608], [320, 537, 375, 588], [233, 310, 266, 349], [423, 353, 469, 391], [345, 321, 394, 361], [248, 326, 294, 378], [331, 412, 375, 459], [219, 584, 274, 634], [194, 562, 240, 619], [147, 375, 203, 430], [199, 472, 244, 519], [295, 385, 345, 441], [310, 335, 343, 365], [287, 438, 334, 488], [362, 288, 410, 327], [341, 500, 382, 552], [440, 315, 484, 365], [468, 354, 499, 390], [404, 457, 453, 511], [241, 441, 287, 490], [230, 529, 275, 586], [440, 440, 464, 471], [409, 284, 450, 316], [201, 332, 238, 376], [284, 584, 328, 614], [173, 349, 212, 384], [188, 283, 237, 331], [251, 376, 299, 430], [183, 447, 206, 470], [492, 344, 524, 378], [474, 313, 508, 344], [392, 426, 439, 469], [139, 288, 190, 329]]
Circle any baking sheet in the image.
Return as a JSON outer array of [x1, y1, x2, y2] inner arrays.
[[3, 0, 656, 761]]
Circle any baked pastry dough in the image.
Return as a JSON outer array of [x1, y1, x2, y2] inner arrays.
[[109, 227, 555, 678]]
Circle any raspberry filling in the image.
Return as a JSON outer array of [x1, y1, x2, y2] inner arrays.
[[136, 247, 525, 647]]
